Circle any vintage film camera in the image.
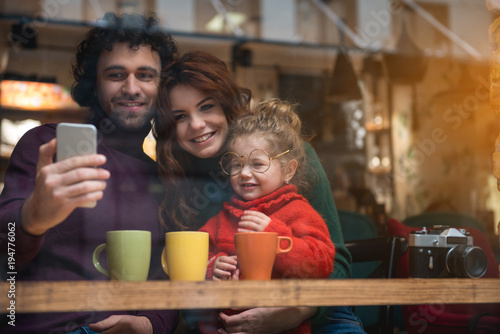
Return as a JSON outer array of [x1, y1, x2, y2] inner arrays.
[[409, 226, 488, 278]]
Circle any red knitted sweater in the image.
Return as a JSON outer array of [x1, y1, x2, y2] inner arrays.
[[198, 185, 335, 334]]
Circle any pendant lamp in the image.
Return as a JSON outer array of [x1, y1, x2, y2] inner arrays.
[[383, 13, 428, 84], [325, 48, 362, 104]]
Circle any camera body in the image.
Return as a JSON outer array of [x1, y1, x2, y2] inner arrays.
[[409, 225, 487, 278]]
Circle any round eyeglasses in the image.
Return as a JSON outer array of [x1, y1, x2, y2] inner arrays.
[[219, 149, 291, 176]]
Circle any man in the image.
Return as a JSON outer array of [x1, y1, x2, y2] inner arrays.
[[0, 12, 178, 334]]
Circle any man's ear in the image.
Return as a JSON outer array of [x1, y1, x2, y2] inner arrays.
[[285, 159, 298, 183]]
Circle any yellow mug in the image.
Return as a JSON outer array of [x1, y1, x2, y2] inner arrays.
[[161, 231, 209, 281]]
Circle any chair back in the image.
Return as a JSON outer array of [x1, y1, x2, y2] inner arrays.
[[338, 210, 378, 240], [338, 210, 378, 278]]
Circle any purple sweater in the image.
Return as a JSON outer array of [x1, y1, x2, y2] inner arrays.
[[0, 123, 178, 333]]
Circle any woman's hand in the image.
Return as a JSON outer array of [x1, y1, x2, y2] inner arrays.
[[89, 315, 152, 334], [213, 255, 239, 280], [238, 210, 271, 232], [218, 306, 317, 334]]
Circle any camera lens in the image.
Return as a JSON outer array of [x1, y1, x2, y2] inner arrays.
[[446, 245, 488, 278]]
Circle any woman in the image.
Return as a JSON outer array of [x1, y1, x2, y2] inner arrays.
[[154, 51, 363, 333]]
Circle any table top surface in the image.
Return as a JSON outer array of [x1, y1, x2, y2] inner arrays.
[[2, 278, 499, 313]]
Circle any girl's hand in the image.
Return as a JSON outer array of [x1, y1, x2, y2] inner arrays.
[[238, 210, 271, 232], [213, 255, 238, 280]]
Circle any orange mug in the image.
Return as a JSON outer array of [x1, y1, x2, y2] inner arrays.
[[234, 232, 293, 280]]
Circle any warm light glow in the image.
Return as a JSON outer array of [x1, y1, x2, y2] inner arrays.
[[368, 155, 391, 174], [365, 116, 388, 131], [371, 156, 381, 168], [206, 12, 247, 33], [143, 130, 156, 161], [374, 115, 384, 128], [0, 80, 79, 110]]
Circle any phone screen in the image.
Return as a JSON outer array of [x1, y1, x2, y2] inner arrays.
[[56, 123, 98, 208], [56, 123, 97, 162]]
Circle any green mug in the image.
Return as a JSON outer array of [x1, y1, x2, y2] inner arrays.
[[93, 230, 151, 281]]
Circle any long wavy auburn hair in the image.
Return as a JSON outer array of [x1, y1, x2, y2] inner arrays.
[[153, 51, 251, 230]]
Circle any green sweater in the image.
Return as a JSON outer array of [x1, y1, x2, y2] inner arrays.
[[181, 142, 352, 279], [302, 142, 352, 279]]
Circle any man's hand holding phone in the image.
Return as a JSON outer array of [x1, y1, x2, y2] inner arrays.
[[21, 124, 110, 236], [56, 123, 100, 208]]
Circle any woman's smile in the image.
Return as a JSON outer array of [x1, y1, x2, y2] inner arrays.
[[191, 132, 216, 143]]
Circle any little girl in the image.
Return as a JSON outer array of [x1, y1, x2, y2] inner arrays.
[[198, 98, 335, 334]]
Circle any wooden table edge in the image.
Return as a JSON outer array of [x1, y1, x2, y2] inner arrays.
[[1, 278, 499, 313]]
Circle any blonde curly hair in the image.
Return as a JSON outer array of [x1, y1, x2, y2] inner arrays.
[[226, 98, 311, 194]]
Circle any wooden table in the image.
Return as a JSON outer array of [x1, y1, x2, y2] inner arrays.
[[1, 279, 499, 313]]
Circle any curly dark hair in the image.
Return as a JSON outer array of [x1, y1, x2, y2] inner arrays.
[[71, 12, 178, 108]]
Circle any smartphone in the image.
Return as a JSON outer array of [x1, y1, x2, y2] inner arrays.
[[56, 123, 98, 208]]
